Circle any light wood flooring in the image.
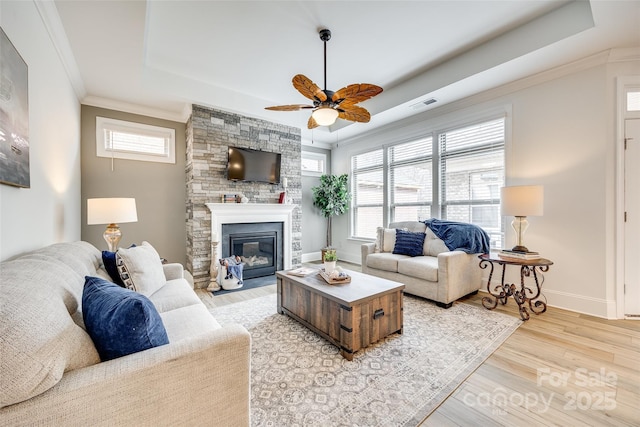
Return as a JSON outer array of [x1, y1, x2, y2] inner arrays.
[[196, 262, 640, 426]]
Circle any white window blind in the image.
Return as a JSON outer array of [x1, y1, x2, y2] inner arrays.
[[389, 137, 433, 222], [349, 115, 506, 247], [351, 149, 384, 239], [439, 118, 505, 248], [96, 117, 176, 164]]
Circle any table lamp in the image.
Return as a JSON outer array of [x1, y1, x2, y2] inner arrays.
[[500, 185, 543, 253], [87, 198, 138, 251]]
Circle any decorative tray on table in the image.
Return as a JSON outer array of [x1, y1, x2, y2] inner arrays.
[[318, 269, 351, 284]]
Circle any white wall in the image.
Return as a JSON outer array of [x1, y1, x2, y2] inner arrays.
[[330, 53, 639, 318], [0, 1, 81, 260]]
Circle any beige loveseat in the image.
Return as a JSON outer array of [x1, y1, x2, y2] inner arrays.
[[362, 221, 482, 308], [0, 241, 250, 426]]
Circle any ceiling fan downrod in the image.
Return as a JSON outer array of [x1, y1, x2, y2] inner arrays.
[[319, 29, 331, 91]]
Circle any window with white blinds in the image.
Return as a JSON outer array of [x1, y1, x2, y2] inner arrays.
[[440, 118, 505, 248], [351, 149, 384, 239], [301, 151, 326, 176], [389, 137, 433, 223], [350, 116, 505, 246], [96, 117, 176, 164]]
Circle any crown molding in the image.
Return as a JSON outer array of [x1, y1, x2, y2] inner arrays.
[[82, 96, 187, 123], [608, 47, 640, 63], [34, 0, 86, 100], [301, 139, 332, 150]]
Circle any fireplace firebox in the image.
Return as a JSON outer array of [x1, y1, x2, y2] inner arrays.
[[221, 222, 284, 279]]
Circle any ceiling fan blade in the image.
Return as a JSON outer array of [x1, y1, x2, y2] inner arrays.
[[337, 104, 371, 123], [307, 115, 320, 129], [293, 74, 327, 102], [332, 83, 383, 105], [265, 104, 314, 111]]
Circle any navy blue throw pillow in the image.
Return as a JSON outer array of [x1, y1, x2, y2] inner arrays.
[[82, 276, 169, 361], [102, 250, 124, 286], [102, 244, 136, 286], [392, 229, 426, 257]]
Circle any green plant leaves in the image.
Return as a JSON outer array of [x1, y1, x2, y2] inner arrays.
[[311, 174, 351, 247]]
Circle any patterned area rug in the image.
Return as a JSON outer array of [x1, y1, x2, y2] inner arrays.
[[210, 293, 520, 426]]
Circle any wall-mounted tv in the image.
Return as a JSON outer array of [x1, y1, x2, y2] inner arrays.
[[227, 146, 281, 184]]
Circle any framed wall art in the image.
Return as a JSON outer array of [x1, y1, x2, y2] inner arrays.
[[0, 26, 29, 188]]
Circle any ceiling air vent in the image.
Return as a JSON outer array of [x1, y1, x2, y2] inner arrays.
[[410, 98, 437, 110]]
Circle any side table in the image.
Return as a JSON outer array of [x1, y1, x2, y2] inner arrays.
[[478, 253, 553, 321]]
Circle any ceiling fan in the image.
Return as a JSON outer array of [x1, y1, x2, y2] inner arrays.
[[265, 29, 383, 129]]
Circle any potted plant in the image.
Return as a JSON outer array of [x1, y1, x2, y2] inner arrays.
[[311, 174, 350, 261], [323, 249, 338, 273]]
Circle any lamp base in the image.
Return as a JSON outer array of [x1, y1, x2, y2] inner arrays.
[[103, 223, 122, 252], [511, 216, 530, 254]]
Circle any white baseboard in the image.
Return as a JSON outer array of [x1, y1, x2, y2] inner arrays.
[[302, 251, 362, 265], [480, 279, 617, 319], [302, 252, 322, 263]]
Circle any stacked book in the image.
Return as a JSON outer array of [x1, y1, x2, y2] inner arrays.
[[287, 267, 317, 277], [222, 194, 238, 203], [498, 249, 541, 260]]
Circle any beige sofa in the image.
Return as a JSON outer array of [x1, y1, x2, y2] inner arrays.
[[362, 221, 482, 308], [0, 241, 250, 426]]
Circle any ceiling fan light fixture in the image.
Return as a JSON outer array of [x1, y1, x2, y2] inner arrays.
[[312, 107, 339, 126], [265, 28, 382, 129]]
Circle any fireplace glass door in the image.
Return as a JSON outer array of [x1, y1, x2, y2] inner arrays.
[[229, 232, 276, 279]]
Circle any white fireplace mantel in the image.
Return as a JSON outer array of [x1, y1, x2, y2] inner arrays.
[[205, 203, 296, 270]]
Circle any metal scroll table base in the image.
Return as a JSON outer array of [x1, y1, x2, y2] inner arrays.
[[480, 259, 549, 321]]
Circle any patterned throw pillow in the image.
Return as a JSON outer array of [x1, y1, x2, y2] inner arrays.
[[392, 229, 427, 257], [82, 276, 169, 361], [102, 244, 136, 287], [115, 241, 165, 297]]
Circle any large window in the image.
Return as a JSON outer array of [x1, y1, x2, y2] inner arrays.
[[350, 117, 505, 248]]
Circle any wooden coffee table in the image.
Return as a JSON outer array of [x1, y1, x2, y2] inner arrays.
[[276, 268, 405, 360]]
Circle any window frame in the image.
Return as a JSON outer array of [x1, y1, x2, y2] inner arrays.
[[96, 116, 176, 164], [388, 136, 434, 223], [350, 148, 385, 240], [301, 151, 327, 176]]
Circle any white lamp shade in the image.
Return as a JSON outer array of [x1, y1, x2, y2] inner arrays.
[[500, 185, 544, 217], [87, 198, 138, 225], [312, 107, 339, 126]]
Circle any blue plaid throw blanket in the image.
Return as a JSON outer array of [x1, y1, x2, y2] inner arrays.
[[422, 219, 491, 254]]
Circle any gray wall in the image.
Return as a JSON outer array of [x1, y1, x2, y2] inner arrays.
[[301, 145, 332, 257], [80, 105, 187, 265]]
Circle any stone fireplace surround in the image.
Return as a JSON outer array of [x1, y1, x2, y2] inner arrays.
[[206, 203, 296, 274], [186, 105, 302, 288]]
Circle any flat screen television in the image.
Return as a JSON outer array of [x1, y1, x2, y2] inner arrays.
[[227, 146, 281, 184]]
